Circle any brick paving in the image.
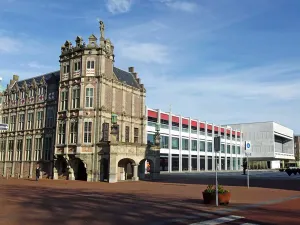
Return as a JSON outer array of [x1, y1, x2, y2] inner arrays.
[[0, 174, 300, 225]]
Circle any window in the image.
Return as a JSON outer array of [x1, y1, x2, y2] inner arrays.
[[84, 122, 92, 143], [191, 140, 197, 151], [85, 88, 94, 108], [232, 145, 236, 154], [147, 133, 154, 145], [63, 65, 70, 74], [0, 140, 6, 161], [116, 124, 120, 142], [44, 137, 52, 160], [237, 146, 241, 154], [16, 140, 23, 161], [2, 116, 8, 125], [200, 141, 205, 152], [160, 136, 169, 148], [172, 137, 179, 150], [74, 61, 81, 71], [207, 142, 212, 152], [60, 91, 68, 110], [221, 144, 225, 153], [134, 128, 139, 143], [8, 140, 14, 161], [87, 60, 95, 69], [72, 88, 80, 108], [125, 126, 130, 142], [27, 113, 34, 130], [46, 109, 54, 128], [38, 87, 44, 95], [20, 91, 25, 99], [36, 111, 44, 129], [227, 144, 231, 154], [29, 89, 34, 97], [19, 114, 25, 130], [11, 93, 17, 101], [10, 115, 16, 131], [58, 123, 66, 144], [182, 138, 189, 150], [102, 123, 109, 142], [34, 138, 42, 161], [25, 139, 32, 161], [70, 122, 78, 143]]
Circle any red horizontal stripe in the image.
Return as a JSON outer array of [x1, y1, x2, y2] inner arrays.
[[207, 124, 212, 130], [160, 113, 169, 120], [148, 110, 158, 118], [191, 121, 197, 127], [200, 123, 205, 129], [172, 116, 179, 123], [221, 128, 225, 133], [214, 126, 219, 132], [182, 118, 189, 125]]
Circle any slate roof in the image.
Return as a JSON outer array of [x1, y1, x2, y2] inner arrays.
[[16, 71, 60, 86], [113, 67, 141, 89], [14, 67, 140, 89]]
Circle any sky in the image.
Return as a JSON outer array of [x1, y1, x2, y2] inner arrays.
[[0, 0, 300, 132]]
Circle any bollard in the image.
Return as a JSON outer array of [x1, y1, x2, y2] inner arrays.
[[17, 173, 20, 179]]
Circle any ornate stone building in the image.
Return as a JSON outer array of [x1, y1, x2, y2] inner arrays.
[[0, 73, 60, 178], [53, 21, 160, 182], [0, 21, 160, 182]]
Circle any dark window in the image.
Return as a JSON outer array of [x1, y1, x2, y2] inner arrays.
[[125, 126, 130, 142], [102, 123, 109, 142], [134, 128, 139, 143]]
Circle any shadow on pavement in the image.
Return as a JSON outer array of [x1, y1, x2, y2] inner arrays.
[[152, 173, 300, 191]]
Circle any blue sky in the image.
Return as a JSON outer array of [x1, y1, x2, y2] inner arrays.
[[1, 0, 300, 132]]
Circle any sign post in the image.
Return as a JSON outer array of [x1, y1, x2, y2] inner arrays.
[[245, 141, 251, 189], [214, 136, 221, 206]]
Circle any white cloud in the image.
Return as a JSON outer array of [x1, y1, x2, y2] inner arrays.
[[106, 0, 132, 14], [26, 61, 51, 69], [0, 36, 21, 53], [157, 0, 197, 12], [116, 41, 170, 64]]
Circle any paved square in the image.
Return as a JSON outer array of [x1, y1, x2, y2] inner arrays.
[[1, 171, 300, 225]]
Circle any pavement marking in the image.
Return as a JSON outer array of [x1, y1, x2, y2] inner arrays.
[[189, 215, 244, 225]]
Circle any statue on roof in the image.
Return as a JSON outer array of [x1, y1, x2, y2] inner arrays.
[[99, 21, 105, 39]]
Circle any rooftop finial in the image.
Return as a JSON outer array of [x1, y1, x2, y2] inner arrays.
[[99, 20, 105, 39]]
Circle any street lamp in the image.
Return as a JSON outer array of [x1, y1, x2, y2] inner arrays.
[[155, 123, 160, 132], [154, 122, 161, 146]]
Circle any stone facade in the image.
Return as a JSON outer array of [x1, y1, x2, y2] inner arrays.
[[0, 21, 160, 182], [0, 73, 60, 178], [52, 21, 160, 182]]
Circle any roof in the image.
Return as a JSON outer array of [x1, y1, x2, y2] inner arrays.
[[13, 67, 140, 89], [16, 71, 60, 86], [113, 67, 140, 89]]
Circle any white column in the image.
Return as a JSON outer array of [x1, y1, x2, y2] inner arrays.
[[132, 165, 139, 181], [212, 123, 215, 171], [179, 115, 182, 172], [225, 127, 228, 171], [188, 117, 192, 172], [218, 125, 221, 170], [230, 128, 233, 170], [168, 111, 172, 172], [197, 119, 200, 171], [205, 121, 208, 171]]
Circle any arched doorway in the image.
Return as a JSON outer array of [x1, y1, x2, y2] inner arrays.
[[139, 159, 154, 180], [118, 158, 136, 181], [73, 158, 87, 181], [54, 156, 69, 179], [100, 158, 109, 181]]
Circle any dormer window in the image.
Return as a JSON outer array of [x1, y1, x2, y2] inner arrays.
[[87, 60, 95, 69], [29, 89, 34, 97], [74, 61, 81, 71], [63, 65, 70, 74], [20, 91, 25, 99], [38, 87, 44, 95]]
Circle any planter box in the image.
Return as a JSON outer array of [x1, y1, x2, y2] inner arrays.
[[202, 192, 231, 205]]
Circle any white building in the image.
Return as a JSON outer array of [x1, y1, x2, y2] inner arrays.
[[226, 122, 294, 169], [146, 108, 244, 172]]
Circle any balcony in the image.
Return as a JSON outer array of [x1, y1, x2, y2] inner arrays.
[[161, 124, 169, 129], [147, 121, 156, 127], [191, 129, 197, 134], [200, 131, 205, 136], [182, 128, 189, 133], [172, 126, 179, 131]]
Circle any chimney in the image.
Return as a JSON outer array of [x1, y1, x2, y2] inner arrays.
[[128, 67, 134, 73], [13, 75, 19, 81], [132, 72, 138, 79]]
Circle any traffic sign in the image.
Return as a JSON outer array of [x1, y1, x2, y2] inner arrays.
[[245, 141, 251, 151]]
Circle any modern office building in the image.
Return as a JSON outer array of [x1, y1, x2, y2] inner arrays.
[[146, 108, 244, 172], [226, 122, 294, 169]]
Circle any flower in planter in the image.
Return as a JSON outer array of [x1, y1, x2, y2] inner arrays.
[[203, 185, 215, 194]]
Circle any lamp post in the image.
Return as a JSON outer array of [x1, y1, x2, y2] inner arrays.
[[154, 123, 161, 146]]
